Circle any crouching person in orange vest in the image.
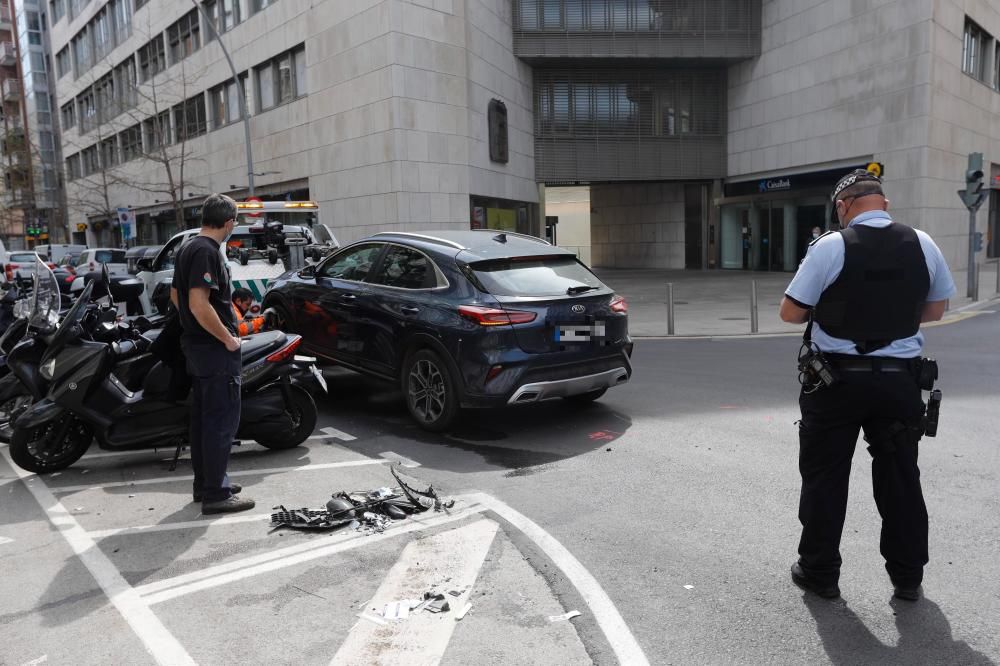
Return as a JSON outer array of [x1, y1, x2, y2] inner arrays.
[[232, 287, 266, 337]]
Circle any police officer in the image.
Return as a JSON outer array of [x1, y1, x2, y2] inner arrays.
[[779, 169, 956, 601], [170, 194, 255, 514]]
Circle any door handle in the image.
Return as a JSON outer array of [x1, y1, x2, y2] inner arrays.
[[400, 306, 420, 315], [340, 294, 357, 302]]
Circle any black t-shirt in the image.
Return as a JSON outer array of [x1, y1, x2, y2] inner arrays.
[[171, 235, 237, 344]]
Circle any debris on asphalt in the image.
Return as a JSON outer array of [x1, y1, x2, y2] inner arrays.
[[684, 585, 694, 590], [455, 602, 472, 621], [357, 612, 387, 626], [548, 610, 581, 622], [269, 465, 455, 533]]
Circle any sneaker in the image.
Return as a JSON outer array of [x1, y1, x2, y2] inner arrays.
[[893, 585, 921, 601], [202, 495, 256, 514], [193, 483, 242, 503], [791, 562, 841, 599]]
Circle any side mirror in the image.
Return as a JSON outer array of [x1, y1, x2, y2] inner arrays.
[[298, 265, 316, 279], [136, 257, 153, 272]]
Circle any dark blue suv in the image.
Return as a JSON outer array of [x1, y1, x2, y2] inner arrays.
[[262, 230, 633, 430]]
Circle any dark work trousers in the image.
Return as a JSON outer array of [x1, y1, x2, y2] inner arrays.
[[797, 367, 928, 588], [182, 339, 242, 503]]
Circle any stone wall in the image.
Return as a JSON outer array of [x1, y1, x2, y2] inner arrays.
[[590, 183, 685, 269]]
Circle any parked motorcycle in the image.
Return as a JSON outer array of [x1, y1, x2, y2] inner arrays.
[[7, 260, 325, 473]]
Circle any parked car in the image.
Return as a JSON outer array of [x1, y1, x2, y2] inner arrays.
[[262, 230, 633, 430], [4, 251, 55, 282], [77, 248, 128, 276], [57, 251, 85, 273]]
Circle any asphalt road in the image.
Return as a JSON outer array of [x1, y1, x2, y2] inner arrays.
[[1, 309, 997, 665]]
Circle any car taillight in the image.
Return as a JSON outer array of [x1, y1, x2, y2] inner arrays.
[[65, 275, 75, 283], [458, 305, 536, 326], [4, 264, 15, 281], [610, 295, 628, 313], [266, 336, 303, 363]]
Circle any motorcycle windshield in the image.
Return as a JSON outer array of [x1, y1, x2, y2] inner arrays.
[[28, 258, 61, 331], [42, 280, 93, 364]]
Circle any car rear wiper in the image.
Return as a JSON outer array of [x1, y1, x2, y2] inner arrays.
[[566, 285, 599, 295]]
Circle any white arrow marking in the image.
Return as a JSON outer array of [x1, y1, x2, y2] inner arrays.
[[321, 426, 356, 441]]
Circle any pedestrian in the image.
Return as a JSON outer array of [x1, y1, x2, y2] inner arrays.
[[232, 287, 266, 337], [779, 169, 955, 601], [170, 193, 255, 514], [803, 226, 822, 258]]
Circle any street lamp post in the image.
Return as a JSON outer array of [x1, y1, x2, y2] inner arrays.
[[191, 0, 255, 197]]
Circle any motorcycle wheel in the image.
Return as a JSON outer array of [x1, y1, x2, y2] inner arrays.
[[9, 414, 93, 473], [0, 389, 33, 444], [255, 385, 317, 449]]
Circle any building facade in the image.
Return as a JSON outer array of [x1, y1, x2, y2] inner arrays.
[[50, 0, 537, 247], [47, 0, 1000, 271]]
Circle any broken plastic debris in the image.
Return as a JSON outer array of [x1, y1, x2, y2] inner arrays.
[[684, 585, 694, 590], [383, 600, 415, 620], [548, 610, 582, 622], [357, 613, 387, 626], [455, 602, 472, 621]]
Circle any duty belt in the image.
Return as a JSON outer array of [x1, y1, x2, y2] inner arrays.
[[827, 355, 917, 374]]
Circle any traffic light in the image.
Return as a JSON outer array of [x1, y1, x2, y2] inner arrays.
[[974, 231, 984, 252], [961, 152, 987, 211]]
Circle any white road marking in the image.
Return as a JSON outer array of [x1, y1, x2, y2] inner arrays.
[[0, 448, 195, 666], [88, 513, 272, 539], [50, 458, 387, 493], [330, 519, 499, 666], [138, 503, 482, 606], [0, 536, 14, 545], [321, 426, 356, 441], [469, 492, 651, 666], [20, 656, 48, 666], [379, 451, 421, 468], [80, 442, 268, 461]]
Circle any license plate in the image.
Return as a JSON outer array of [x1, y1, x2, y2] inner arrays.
[[309, 364, 328, 393], [555, 322, 606, 342]]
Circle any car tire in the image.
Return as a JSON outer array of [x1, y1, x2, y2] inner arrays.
[[564, 388, 607, 404], [267, 302, 294, 333], [402, 349, 459, 432]]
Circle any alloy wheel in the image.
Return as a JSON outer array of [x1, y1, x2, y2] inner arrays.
[[408, 359, 446, 424]]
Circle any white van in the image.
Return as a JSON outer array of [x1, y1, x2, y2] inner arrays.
[[77, 248, 128, 276]]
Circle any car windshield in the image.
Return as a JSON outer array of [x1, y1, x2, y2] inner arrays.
[[10, 253, 36, 263], [469, 255, 604, 297]]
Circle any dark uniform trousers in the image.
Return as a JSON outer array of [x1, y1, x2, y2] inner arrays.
[[797, 366, 928, 588], [182, 339, 242, 503]]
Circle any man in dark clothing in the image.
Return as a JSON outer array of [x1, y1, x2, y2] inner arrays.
[[779, 170, 955, 602], [170, 193, 254, 514]]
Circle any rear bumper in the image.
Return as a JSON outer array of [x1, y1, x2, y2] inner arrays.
[[507, 366, 629, 404]]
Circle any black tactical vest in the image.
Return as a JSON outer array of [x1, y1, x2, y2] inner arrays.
[[814, 222, 930, 354]]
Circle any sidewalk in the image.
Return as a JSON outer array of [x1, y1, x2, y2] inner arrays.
[[593, 266, 1000, 338]]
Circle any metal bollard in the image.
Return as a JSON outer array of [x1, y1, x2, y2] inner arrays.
[[750, 279, 759, 334], [666, 283, 675, 336]]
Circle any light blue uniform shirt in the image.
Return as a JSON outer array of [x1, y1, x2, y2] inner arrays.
[[784, 210, 956, 357]]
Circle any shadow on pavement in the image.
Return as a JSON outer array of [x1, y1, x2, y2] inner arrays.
[[803, 594, 994, 665], [319, 369, 633, 474]]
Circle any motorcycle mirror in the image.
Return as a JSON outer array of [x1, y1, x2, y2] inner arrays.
[[298, 265, 316, 279]]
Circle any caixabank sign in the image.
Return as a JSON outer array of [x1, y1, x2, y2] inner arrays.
[[725, 163, 883, 198]]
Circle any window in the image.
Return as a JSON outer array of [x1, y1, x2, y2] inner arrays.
[[120, 124, 142, 161], [56, 47, 71, 78], [173, 94, 207, 142], [114, 57, 138, 111], [27, 11, 43, 45], [167, 9, 201, 64], [100, 136, 119, 169], [251, 0, 279, 14], [30, 51, 47, 73], [255, 45, 306, 111], [319, 244, 383, 281], [111, 0, 132, 45], [470, 255, 603, 297], [81, 145, 99, 176], [488, 99, 508, 163], [144, 110, 171, 150], [204, 0, 240, 36], [61, 101, 76, 130], [68, 0, 90, 21], [50, 0, 65, 24], [93, 8, 114, 60], [78, 87, 97, 132], [71, 30, 92, 78], [209, 74, 248, 128], [995, 43, 1000, 90], [372, 246, 441, 289], [138, 34, 166, 82], [66, 153, 81, 181], [95, 72, 115, 122], [963, 18, 991, 82]]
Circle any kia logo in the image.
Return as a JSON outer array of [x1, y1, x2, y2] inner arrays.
[[572, 305, 585, 313]]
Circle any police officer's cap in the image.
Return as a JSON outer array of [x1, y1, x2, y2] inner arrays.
[[831, 168, 883, 202]]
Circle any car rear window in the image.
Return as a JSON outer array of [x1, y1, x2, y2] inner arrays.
[[94, 250, 126, 263], [469, 255, 604, 297], [9, 253, 36, 263]]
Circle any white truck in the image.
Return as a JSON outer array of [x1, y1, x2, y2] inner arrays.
[[132, 200, 339, 316]]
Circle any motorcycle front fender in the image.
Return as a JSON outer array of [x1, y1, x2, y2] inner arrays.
[[14, 398, 66, 430]]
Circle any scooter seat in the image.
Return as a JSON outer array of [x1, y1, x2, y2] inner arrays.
[[240, 330, 288, 364]]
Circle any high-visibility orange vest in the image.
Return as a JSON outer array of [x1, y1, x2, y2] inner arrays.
[[233, 303, 265, 337]]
